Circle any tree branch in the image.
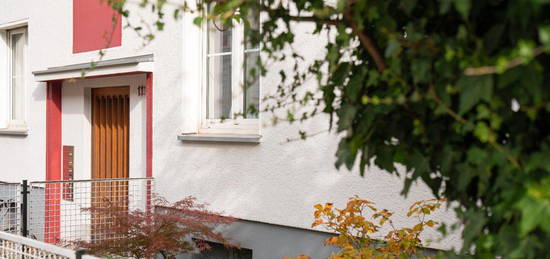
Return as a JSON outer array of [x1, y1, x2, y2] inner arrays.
[[290, 13, 388, 73], [261, 3, 387, 72], [464, 46, 547, 76], [345, 15, 387, 72], [287, 15, 343, 26], [261, 7, 344, 26], [429, 85, 468, 124], [429, 85, 522, 169]]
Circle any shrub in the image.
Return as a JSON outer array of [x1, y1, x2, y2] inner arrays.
[[77, 195, 236, 259]]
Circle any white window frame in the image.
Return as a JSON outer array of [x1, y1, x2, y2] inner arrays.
[[0, 24, 28, 133], [7, 27, 28, 128], [199, 12, 261, 135]]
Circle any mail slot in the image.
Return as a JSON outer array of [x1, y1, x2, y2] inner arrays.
[[63, 145, 74, 201]]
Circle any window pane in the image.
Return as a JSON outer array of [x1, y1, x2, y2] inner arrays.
[[206, 20, 233, 119], [208, 21, 232, 54], [10, 32, 25, 121], [243, 50, 259, 118], [207, 55, 232, 119], [243, 11, 260, 119], [244, 11, 260, 50]]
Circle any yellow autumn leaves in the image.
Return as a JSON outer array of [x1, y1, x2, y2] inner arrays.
[[286, 196, 446, 259]]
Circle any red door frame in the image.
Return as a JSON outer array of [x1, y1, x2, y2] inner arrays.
[[146, 73, 153, 178], [45, 81, 62, 243], [44, 72, 153, 243], [145, 73, 153, 212]]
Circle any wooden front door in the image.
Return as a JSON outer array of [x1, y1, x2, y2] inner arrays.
[[91, 87, 130, 241], [92, 87, 130, 180]]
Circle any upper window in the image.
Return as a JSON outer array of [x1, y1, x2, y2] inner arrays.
[[201, 8, 260, 134], [7, 27, 27, 127]]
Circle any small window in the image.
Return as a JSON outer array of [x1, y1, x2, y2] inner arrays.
[[193, 242, 253, 259], [201, 7, 260, 134], [7, 27, 27, 127]]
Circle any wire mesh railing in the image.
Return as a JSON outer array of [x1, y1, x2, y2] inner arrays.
[[0, 177, 153, 250], [27, 178, 153, 246], [0, 182, 21, 235]]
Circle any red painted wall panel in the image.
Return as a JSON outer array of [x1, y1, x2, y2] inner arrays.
[[73, 0, 122, 53]]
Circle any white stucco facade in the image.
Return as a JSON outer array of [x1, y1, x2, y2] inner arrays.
[[0, 0, 461, 255]]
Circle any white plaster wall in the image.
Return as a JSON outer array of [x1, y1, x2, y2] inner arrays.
[[0, 0, 45, 182], [0, 1, 461, 250]]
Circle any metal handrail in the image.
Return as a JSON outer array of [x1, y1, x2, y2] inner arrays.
[[30, 177, 154, 184], [0, 230, 100, 259], [0, 182, 20, 185]]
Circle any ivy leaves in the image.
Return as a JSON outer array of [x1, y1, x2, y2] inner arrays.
[[297, 1, 550, 257], [457, 75, 493, 115]]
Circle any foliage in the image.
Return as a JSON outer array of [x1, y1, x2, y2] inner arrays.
[[107, 0, 550, 257], [77, 195, 235, 259], [285, 196, 445, 259]]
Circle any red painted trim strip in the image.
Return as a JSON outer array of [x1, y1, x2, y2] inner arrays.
[[146, 73, 153, 213], [45, 81, 62, 244], [146, 73, 153, 178]]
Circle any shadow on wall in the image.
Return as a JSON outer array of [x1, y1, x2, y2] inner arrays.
[[154, 110, 461, 249]]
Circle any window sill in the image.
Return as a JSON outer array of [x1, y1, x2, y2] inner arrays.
[[0, 127, 29, 136], [177, 133, 261, 143]]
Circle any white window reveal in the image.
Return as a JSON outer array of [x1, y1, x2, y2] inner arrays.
[[1, 27, 27, 132], [201, 9, 260, 135], [9, 27, 26, 124]]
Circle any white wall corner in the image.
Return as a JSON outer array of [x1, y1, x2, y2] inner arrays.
[[0, 30, 8, 128], [0, 18, 29, 30], [180, 12, 202, 134]]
